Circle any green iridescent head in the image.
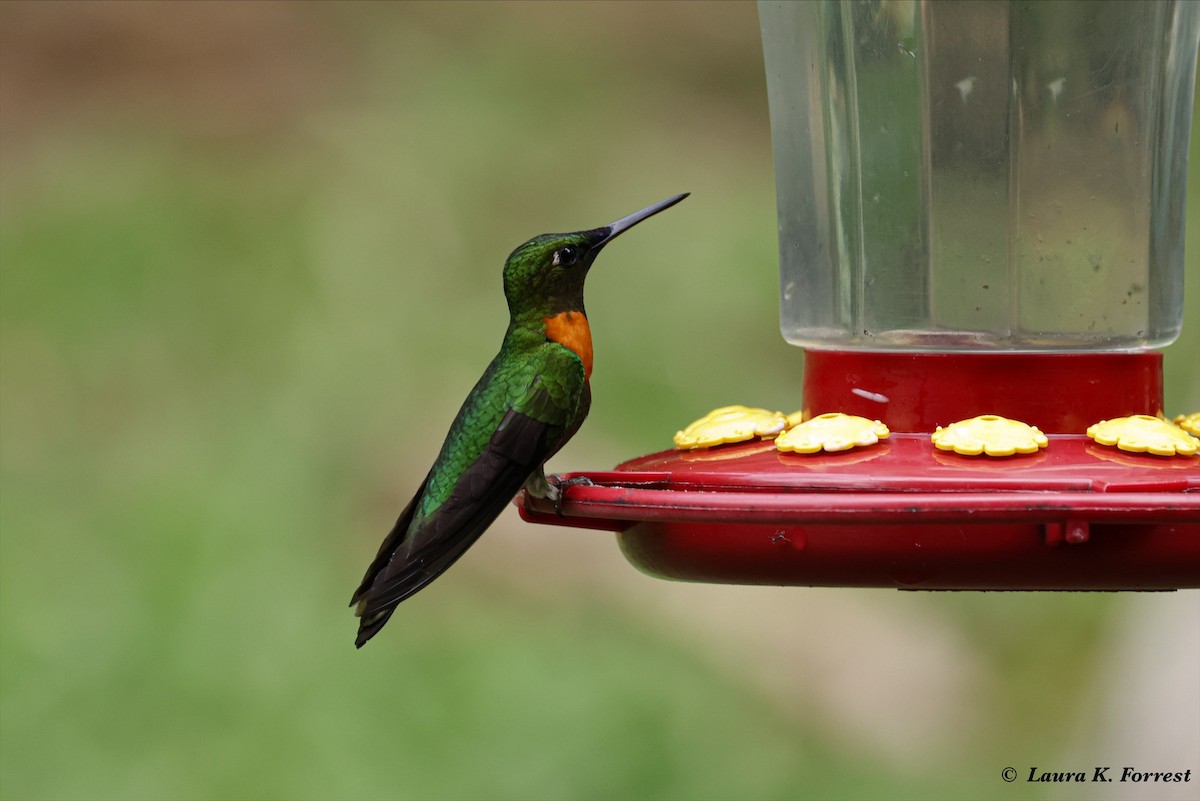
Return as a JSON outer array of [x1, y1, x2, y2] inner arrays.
[[501, 193, 688, 319]]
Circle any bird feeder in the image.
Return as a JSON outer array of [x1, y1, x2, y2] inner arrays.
[[521, 0, 1200, 589]]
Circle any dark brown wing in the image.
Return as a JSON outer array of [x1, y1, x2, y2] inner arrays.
[[351, 377, 585, 647]]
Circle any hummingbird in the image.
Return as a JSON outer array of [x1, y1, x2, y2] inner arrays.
[[350, 193, 688, 646]]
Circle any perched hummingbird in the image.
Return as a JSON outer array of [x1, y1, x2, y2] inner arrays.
[[350, 193, 688, 646]]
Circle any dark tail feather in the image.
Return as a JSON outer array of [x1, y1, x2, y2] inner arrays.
[[349, 475, 430, 610], [354, 607, 396, 648], [352, 513, 492, 647]]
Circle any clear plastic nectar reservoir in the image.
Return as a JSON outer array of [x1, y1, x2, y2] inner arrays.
[[760, 0, 1200, 351]]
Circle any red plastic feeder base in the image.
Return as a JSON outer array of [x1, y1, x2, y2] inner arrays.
[[520, 351, 1200, 590]]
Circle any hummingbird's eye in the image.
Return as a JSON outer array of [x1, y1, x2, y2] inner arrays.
[[552, 246, 579, 267]]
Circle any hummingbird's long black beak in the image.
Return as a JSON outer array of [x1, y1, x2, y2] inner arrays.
[[597, 193, 688, 247]]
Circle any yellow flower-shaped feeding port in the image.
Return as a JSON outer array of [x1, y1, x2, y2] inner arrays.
[[931, 414, 1048, 457], [674, 405, 788, 450], [1173, 413, 1200, 438], [776, 412, 890, 454], [784, 410, 807, 429], [1087, 415, 1198, 457]]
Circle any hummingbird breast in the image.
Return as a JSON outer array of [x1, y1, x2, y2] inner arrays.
[[542, 311, 593, 380]]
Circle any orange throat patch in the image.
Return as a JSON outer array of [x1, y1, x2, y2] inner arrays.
[[543, 311, 593, 380]]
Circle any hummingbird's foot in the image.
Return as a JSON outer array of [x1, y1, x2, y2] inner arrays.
[[524, 472, 594, 515], [549, 475, 594, 517], [523, 470, 556, 501]]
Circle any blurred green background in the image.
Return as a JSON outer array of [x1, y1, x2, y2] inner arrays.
[[1, 3, 1197, 800]]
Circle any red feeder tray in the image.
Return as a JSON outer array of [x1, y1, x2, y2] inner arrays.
[[519, 351, 1200, 590]]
